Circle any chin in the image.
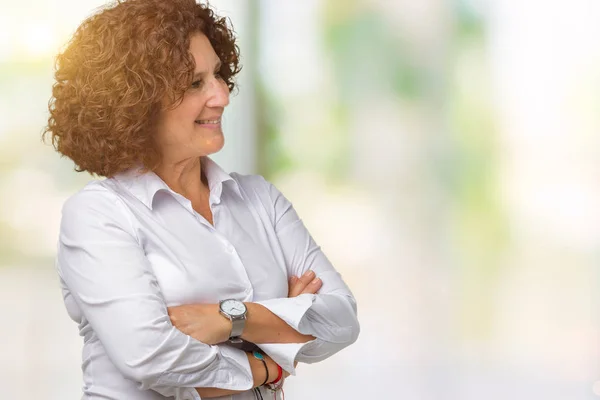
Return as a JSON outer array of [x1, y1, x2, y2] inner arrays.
[[199, 134, 225, 156]]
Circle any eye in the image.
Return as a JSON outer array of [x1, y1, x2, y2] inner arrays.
[[214, 70, 223, 80], [190, 80, 202, 89]]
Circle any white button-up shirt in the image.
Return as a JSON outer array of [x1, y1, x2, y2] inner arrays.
[[57, 156, 360, 400]]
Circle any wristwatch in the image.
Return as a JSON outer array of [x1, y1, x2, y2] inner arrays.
[[219, 299, 247, 343]]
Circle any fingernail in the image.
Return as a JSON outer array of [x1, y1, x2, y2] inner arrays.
[[311, 278, 321, 285], [307, 270, 315, 278]]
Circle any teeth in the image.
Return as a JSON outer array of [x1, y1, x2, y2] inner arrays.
[[195, 119, 220, 124]]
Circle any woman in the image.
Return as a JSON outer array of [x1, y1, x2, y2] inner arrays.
[[44, 0, 360, 399]]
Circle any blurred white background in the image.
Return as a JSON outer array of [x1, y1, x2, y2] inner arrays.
[[1, 0, 599, 399]]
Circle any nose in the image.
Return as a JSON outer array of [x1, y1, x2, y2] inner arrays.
[[206, 77, 230, 108]]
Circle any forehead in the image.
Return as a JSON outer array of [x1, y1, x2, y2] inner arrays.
[[189, 33, 219, 71]]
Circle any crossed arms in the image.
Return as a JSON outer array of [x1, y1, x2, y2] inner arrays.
[[58, 180, 360, 399], [168, 272, 324, 398]]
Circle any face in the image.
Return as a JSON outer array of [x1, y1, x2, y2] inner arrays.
[[154, 33, 230, 164]]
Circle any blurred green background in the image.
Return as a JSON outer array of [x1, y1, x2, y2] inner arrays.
[[1, 0, 599, 398]]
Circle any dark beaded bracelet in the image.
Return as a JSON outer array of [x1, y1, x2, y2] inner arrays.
[[252, 350, 269, 386]]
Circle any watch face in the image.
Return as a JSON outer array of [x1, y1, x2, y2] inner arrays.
[[220, 299, 246, 317]]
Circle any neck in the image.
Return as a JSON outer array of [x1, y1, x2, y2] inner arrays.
[[153, 156, 209, 201]]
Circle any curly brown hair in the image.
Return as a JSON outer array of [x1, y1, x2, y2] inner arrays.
[[43, 0, 241, 177]]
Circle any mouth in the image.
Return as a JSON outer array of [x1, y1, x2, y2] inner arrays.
[[195, 118, 221, 125]]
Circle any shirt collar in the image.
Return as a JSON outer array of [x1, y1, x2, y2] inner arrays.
[[113, 156, 242, 210], [201, 156, 243, 202]]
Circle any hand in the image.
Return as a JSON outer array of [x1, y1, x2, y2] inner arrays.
[[288, 270, 322, 297], [167, 303, 230, 345]]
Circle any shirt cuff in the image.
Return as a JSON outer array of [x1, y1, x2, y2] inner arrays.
[[255, 293, 316, 332], [258, 340, 316, 375], [254, 294, 317, 374]]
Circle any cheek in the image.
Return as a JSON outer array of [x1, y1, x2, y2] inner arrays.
[[171, 107, 200, 125], [183, 94, 206, 116], [155, 95, 208, 142], [168, 96, 205, 123]]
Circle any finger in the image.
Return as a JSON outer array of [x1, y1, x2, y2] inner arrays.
[[301, 277, 322, 295], [289, 270, 315, 297], [288, 276, 305, 297], [296, 269, 315, 289], [287, 276, 298, 297], [166, 307, 175, 319], [288, 276, 306, 298]]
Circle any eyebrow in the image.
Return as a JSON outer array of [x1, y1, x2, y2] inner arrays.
[[193, 60, 222, 80]]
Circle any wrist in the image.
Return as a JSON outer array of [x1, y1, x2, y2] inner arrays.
[[264, 356, 280, 384], [270, 361, 283, 384], [247, 352, 267, 387], [222, 316, 233, 341], [219, 300, 247, 341], [215, 302, 232, 342], [240, 302, 254, 340]]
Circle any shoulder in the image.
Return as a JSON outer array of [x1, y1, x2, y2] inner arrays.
[[61, 179, 135, 232], [63, 180, 121, 212], [229, 172, 285, 202], [229, 173, 293, 218], [230, 172, 269, 192]]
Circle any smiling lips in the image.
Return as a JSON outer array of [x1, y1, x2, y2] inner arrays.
[[195, 118, 221, 124]]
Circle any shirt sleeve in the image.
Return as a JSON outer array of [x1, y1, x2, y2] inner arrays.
[[254, 178, 360, 374], [57, 186, 253, 398]]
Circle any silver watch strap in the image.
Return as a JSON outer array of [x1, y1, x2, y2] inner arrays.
[[230, 317, 246, 339]]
